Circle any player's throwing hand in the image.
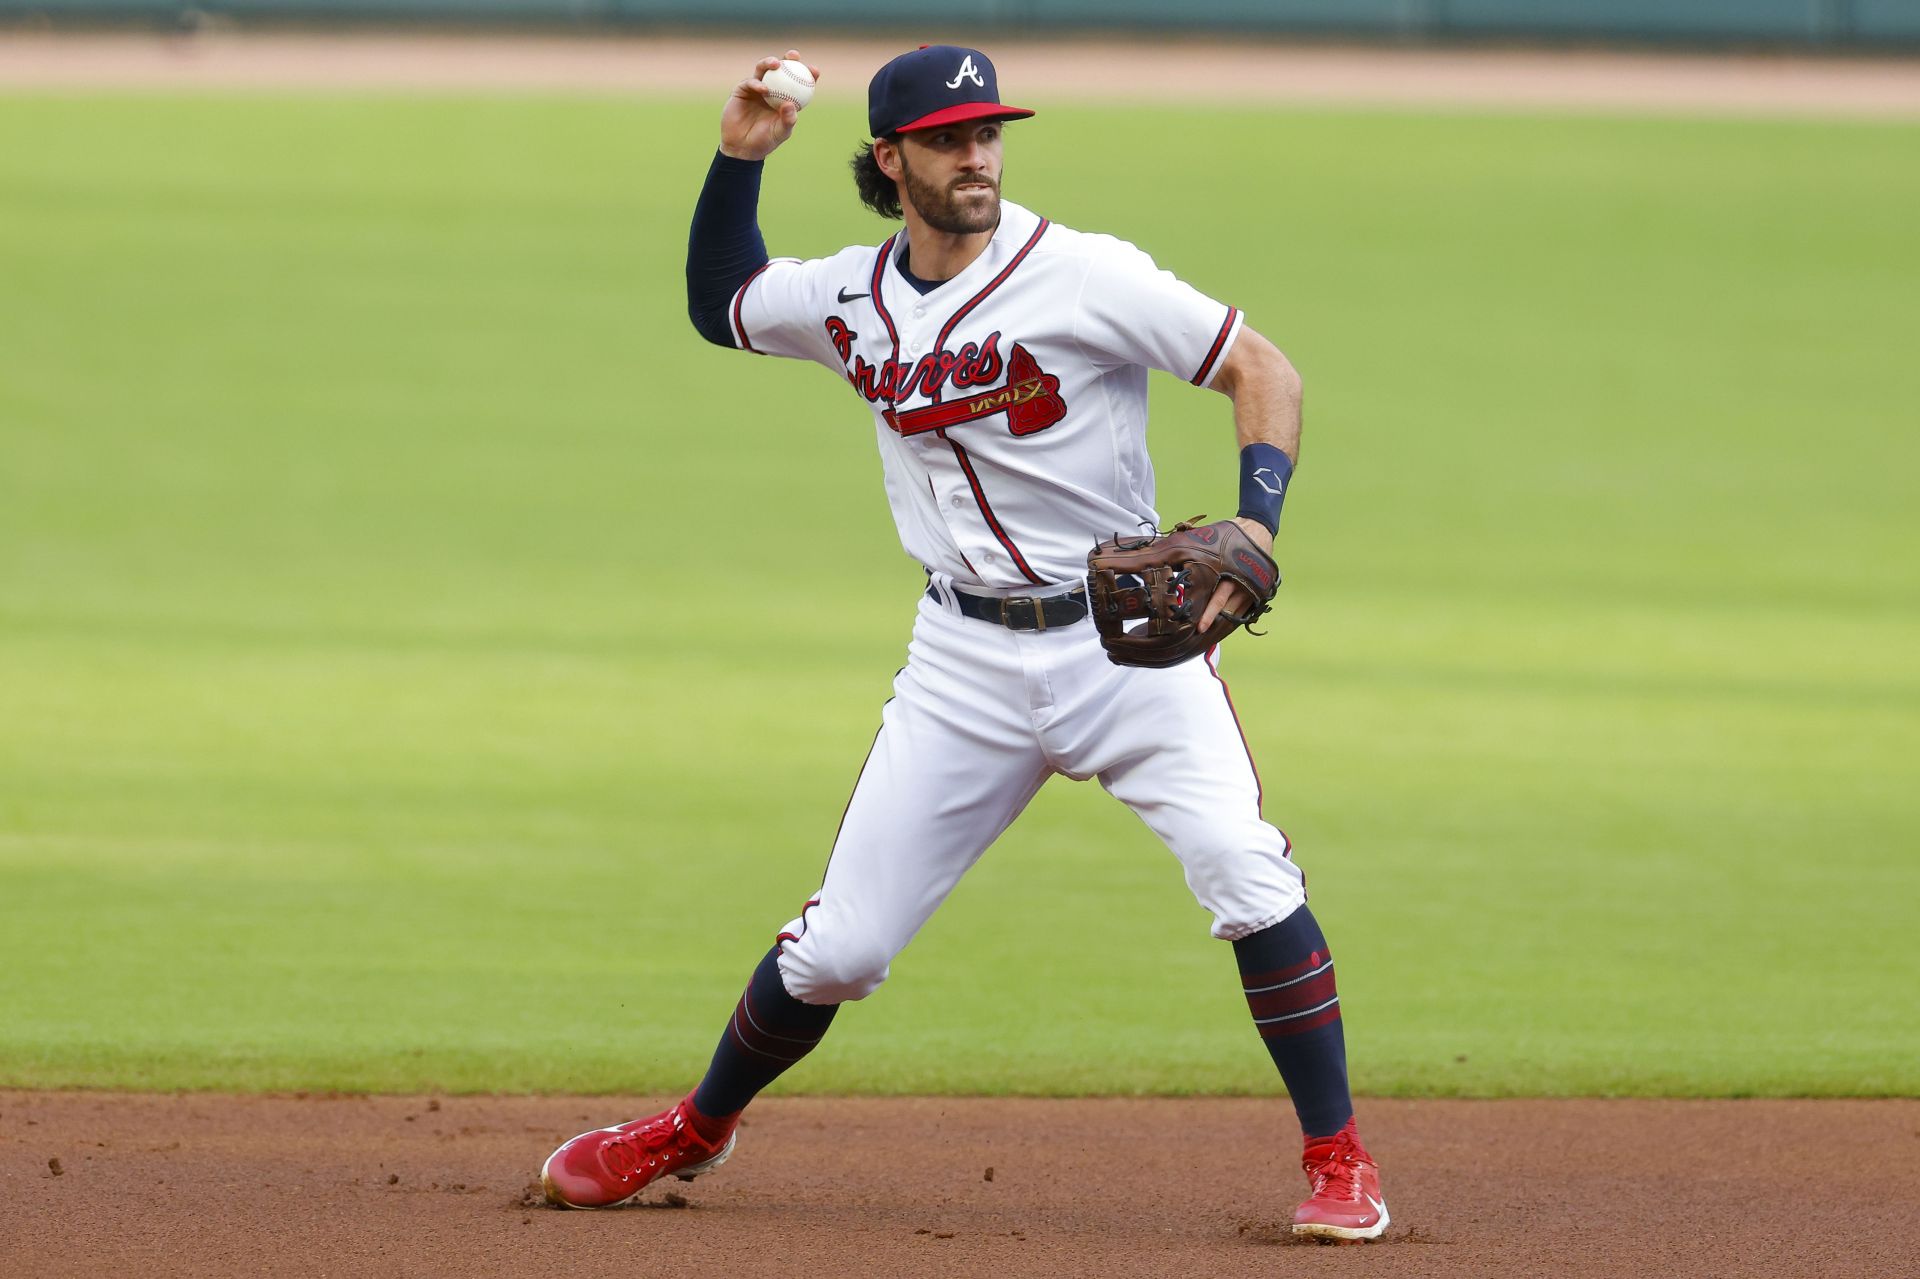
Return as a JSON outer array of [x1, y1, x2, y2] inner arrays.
[[720, 51, 822, 162]]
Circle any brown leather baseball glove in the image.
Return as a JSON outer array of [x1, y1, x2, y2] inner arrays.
[[1085, 518, 1280, 668]]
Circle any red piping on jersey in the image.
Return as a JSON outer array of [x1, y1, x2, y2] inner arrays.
[[731, 262, 777, 353], [946, 438, 1044, 585], [927, 477, 979, 576], [775, 897, 820, 947], [933, 219, 1050, 352], [1205, 645, 1267, 815], [868, 234, 902, 356], [875, 223, 1046, 586], [1203, 646, 1295, 872], [923, 218, 1052, 586], [821, 699, 891, 883], [1190, 305, 1240, 386]]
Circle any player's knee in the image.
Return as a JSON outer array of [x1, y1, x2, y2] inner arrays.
[[779, 938, 893, 1005], [1172, 828, 1305, 936]]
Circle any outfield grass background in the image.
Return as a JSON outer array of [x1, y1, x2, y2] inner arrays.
[[0, 94, 1915, 1096]]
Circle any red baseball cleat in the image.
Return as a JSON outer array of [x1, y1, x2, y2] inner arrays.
[[541, 1097, 737, 1209], [1292, 1118, 1389, 1242]]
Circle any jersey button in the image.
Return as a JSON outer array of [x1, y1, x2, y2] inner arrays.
[[913, 306, 927, 317], [949, 495, 964, 508]]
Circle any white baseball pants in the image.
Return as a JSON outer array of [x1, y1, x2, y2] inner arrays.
[[775, 581, 1305, 1006]]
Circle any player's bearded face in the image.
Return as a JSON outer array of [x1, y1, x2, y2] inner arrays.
[[896, 125, 1003, 234]]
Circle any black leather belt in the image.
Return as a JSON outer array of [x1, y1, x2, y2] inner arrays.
[[926, 581, 1090, 631]]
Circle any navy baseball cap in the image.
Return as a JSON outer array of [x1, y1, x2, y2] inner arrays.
[[868, 45, 1035, 138]]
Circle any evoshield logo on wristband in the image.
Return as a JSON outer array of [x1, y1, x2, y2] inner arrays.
[[1238, 442, 1294, 534]]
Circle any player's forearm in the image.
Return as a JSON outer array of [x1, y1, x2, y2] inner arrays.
[[1217, 328, 1303, 463], [1214, 327, 1302, 539], [685, 151, 772, 347]]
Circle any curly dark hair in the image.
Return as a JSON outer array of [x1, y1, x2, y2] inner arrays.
[[851, 137, 902, 220]]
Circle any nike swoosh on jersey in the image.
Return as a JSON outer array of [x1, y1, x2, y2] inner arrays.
[[837, 288, 871, 303]]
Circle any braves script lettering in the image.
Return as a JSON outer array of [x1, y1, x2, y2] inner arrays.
[[833, 328, 1006, 405], [821, 320, 1068, 438], [825, 316, 856, 363]]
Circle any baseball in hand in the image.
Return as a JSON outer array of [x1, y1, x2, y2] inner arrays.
[[762, 60, 815, 110]]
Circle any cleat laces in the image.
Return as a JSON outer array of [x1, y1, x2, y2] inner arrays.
[[603, 1109, 698, 1182], [1303, 1133, 1367, 1204]]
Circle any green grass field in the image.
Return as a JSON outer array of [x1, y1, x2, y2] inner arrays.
[[1, 93, 1915, 1097]]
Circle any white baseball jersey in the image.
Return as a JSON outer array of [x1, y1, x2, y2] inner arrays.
[[714, 199, 1301, 1001], [725, 200, 1245, 589]]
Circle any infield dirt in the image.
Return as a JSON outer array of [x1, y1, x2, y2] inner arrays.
[[6, 1092, 1917, 1277]]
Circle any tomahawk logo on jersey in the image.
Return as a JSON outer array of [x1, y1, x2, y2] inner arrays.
[[726, 201, 1244, 590]]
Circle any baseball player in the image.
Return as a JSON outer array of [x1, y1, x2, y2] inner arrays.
[[542, 45, 1389, 1242]]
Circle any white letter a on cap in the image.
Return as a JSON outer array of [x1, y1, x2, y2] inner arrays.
[[946, 55, 985, 90]]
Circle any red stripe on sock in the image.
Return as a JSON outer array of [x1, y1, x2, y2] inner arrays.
[[1245, 969, 1339, 1021]]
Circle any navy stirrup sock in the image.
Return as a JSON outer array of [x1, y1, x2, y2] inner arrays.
[[1234, 907, 1355, 1139], [690, 946, 837, 1126]]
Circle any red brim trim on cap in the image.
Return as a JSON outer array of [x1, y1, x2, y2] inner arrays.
[[893, 102, 1037, 134]]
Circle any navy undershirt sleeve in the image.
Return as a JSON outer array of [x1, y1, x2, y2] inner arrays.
[[686, 151, 771, 348]]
